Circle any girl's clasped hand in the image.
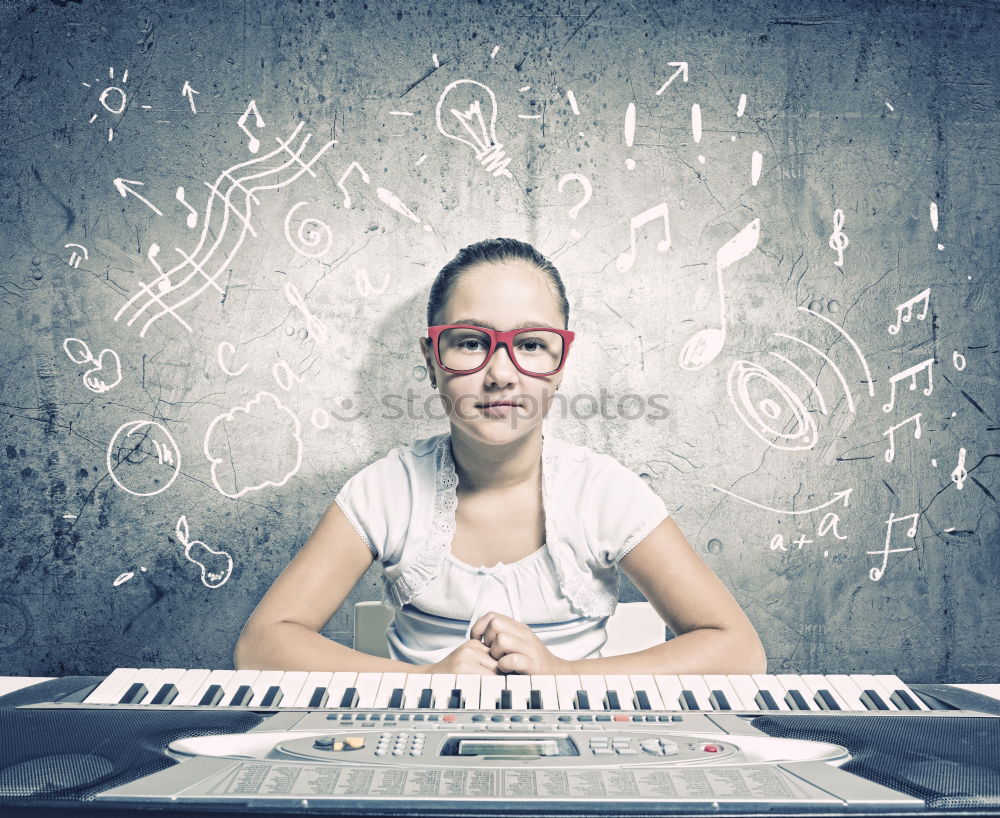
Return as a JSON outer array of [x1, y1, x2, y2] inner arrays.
[[424, 611, 567, 675]]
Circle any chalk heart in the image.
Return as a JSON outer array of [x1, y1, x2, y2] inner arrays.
[[82, 349, 122, 394], [184, 540, 234, 589]]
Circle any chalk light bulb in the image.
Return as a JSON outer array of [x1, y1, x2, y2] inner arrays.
[[435, 79, 512, 178]]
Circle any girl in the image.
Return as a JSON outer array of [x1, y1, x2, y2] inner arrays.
[[235, 238, 767, 676]]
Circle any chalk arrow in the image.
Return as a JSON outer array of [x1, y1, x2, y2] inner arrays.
[[655, 62, 689, 95], [113, 178, 164, 216], [709, 485, 853, 515], [181, 81, 200, 114]]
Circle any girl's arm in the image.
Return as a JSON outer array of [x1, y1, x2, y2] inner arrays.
[[234, 501, 420, 673]]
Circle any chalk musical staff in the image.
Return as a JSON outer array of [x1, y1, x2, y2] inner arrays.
[[868, 512, 919, 581], [882, 357, 934, 413], [883, 412, 922, 463], [888, 287, 930, 334], [114, 121, 335, 337]]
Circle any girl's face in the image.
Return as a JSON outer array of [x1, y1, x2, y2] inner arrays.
[[420, 260, 566, 446]]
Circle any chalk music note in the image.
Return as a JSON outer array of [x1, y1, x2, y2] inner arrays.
[[237, 100, 265, 153], [828, 208, 849, 267], [337, 161, 370, 208], [888, 287, 930, 334], [868, 511, 918, 581], [616, 202, 671, 273], [175, 186, 198, 228], [882, 357, 934, 413], [883, 412, 922, 463], [679, 218, 761, 371], [146, 243, 171, 293], [951, 447, 968, 490]]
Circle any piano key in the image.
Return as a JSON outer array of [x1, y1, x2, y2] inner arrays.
[[755, 689, 780, 710], [629, 675, 665, 710], [603, 675, 636, 711], [709, 690, 732, 710], [353, 672, 384, 708], [785, 689, 812, 710], [323, 672, 357, 710], [228, 685, 254, 707], [876, 674, 929, 711], [750, 675, 792, 711], [860, 688, 890, 710], [417, 688, 434, 708], [703, 675, 743, 711], [374, 673, 407, 708], [815, 690, 841, 710], [653, 675, 685, 711], [429, 674, 457, 709], [189, 670, 238, 707], [339, 687, 359, 708], [799, 675, 849, 711], [387, 688, 404, 708], [679, 690, 699, 710], [853, 674, 900, 710], [529, 675, 559, 710], [678, 674, 713, 710], [824, 674, 868, 711], [574, 690, 591, 710], [198, 685, 225, 706], [454, 674, 482, 710], [553, 675, 580, 710], [499, 689, 513, 710], [604, 690, 622, 710], [149, 684, 179, 705], [292, 672, 333, 708], [246, 670, 293, 707], [725, 675, 762, 711], [83, 667, 139, 704], [505, 675, 532, 710], [579, 675, 609, 710], [259, 686, 283, 707], [775, 674, 815, 711], [529, 690, 544, 710], [634, 690, 652, 710], [479, 675, 506, 709], [112, 668, 181, 705], [401, 673, 432, 708], [307, 687, 329, 708], [448, 688, 463, 709], [119, 682, 149, 705], [164, 669, 212, 706]]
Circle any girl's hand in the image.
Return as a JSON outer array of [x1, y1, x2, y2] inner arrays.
[[423, 638, 500, 675], [470, 611, 570, 675]]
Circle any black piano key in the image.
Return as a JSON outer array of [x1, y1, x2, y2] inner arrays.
[[860, 689, 890, 710], [912, 690, 952, 710], [785, 690, 812, 710], [529, 690, 544, 710], [448, 688, 464, 709], [260, 686, 284, 707], [307, 686, 329, 708], [228, 684, 254, 706], [634, 690, 652, 710], [388, 688, 405, 708], [499, 689, 513, 710], [755, 690, 780, 710], [574, 690, 591, 710], [815, 690, 842, 710], [891, 690, 921, 711], [418, 688, 434, 709], [150, 683, 179, 705], [198, 684, 224, 706], [339, 687, 359, 708], [604, 690, 621, 710], [679, 690, 699, 710], [709, 690, 732, 710], [119, 682, 148, 704]]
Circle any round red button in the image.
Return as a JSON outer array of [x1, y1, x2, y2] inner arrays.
[[703, 744, 720, 753]]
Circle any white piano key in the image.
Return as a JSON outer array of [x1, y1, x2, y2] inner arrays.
[[218, 669, 261, 706], [291, 671, 333, 708], [244, 670, 285, 706], [528, 675, 559, 710], [429, 674, 457, 708], [188, 669, 238, 706], [353, 672, 383, 708], [702, 674, 743, 711], [749, 674, 792, 711], [725, 675, 762, 711], [555, 674, 582, 710], [653, 675, 685, 710], [799, 674, 850, 711], [402, 673, 433, 708], [373, 672, 407, 708], [824, 674, 868, 711], [504, 675, 532, 710], [479, 675, 506, 709], [629, 674, 665, 710], [454, 674, 482, 710], [876, 674, 929, 710], [603, 675, 636, 710], [323, 671, 357, 709], [678, 674, 713, 710], [167, 669, 213, 706], [138, 668, 189, 704], [775, 674, 816, 710], [578, 674, 609, 710], [84, 668, 139, 704], [853, 674, 900, 710]]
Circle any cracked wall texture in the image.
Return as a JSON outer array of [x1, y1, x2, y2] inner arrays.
[[0, 0, 997, 680]]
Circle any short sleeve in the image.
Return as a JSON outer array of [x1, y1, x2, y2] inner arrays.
[[588, 457, 670, 565], [334, 447, 412, 561]]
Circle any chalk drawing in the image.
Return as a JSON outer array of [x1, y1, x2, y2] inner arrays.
[[181, 81, 199, 114], [237, 100, 265, 152], [952, 350, 966, 371], [375, 187, 432, 231], [557, 173, 592, 240], [888, 287, 930, 334], [62, 337, 122, 394], [711, 484, 852, 514], [337, 161, 370, 208], [930, 200, 943, 249], [83, 66, 129, 142], [176, 515, 233, 589], [284, 282, 329, 343], [679, 218, 760, 370], [113, 178, 164, 216], [113, 572, 134, 587], [217, 341, 248, 377], [283, 201, 334, 258], [817, 512, 847, 540], [767, 351, 828, 415], [624, 102, 636, 170], [775, 332, 857, 414], [114, 120, 335, 337], [616, 202, 672, 273], [951, 447, 968, 490], [691, 103, 704, 163], [355, 268, 390, 297], [726, 359, 819, 451], [436, 79, 513, 178], [203, 392, 303, 499], [882, 358, 934, 413], [800, 306, 876, 397], [828, 209, 849, 267], [272, 359, 305, 391], [868, 511, 919, 581], [175, 187, 198, 228], [655, 62, 688, 95], [310, 408, 332, 430], [751, 150, 763, 185], [883, 412, 922, 463], [566, 90, 580, 115], [107, 420, 181, 497], [736, 93, 747, 117], [64, 243, 88, 268]]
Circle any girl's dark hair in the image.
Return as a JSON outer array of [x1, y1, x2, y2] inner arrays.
[[426, 238, 570, 328]]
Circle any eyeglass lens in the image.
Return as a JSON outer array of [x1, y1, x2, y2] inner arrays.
[[438, 328, 564, 375]]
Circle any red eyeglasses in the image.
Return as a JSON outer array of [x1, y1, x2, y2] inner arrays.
[[427, 324, 575, 376]]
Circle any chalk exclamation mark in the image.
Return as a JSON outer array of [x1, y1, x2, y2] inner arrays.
[[624, 102, 636, 170], [692, 103, 704, 163], [930, 200, 943, 250]]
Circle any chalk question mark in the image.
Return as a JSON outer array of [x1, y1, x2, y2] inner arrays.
[[557, 173, 593, 239]]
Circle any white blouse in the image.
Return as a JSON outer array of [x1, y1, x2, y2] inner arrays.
[[334, 430, 670, 666]]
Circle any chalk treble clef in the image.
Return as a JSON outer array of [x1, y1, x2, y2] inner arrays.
[[828, 208, 849, 267]]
